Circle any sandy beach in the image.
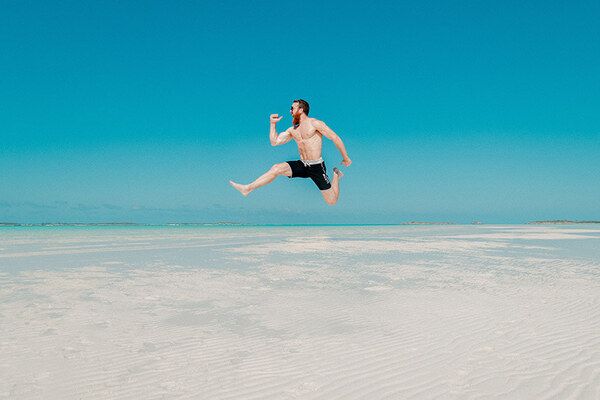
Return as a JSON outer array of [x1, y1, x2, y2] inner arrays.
[[1, 225, 599, 399]]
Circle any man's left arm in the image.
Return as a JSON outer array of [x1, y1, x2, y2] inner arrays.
[[313, 119, 352, 167]]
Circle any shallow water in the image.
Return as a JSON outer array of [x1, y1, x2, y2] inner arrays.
[[1, 224, 599, 274]]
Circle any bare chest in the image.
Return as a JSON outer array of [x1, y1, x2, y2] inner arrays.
[[291, 125, 320, 143]]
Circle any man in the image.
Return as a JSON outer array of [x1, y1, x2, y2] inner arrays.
[[229, 99, 352, 205]]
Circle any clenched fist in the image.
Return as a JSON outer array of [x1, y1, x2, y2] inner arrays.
[[270, 114, 283, 124]]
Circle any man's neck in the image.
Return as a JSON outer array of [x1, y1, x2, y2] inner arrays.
[[295, 114, 309, 126]]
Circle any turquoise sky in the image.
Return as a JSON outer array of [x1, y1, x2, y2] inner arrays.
[[2, 1, 599, 224]]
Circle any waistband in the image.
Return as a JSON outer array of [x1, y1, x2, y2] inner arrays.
[[301, 157, 324, 166]]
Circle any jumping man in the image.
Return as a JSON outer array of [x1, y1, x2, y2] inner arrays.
[[229, 99, 352, 205]]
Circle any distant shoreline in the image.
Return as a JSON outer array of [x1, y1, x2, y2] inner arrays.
[[528, 220, 600, 224], [1, 222, 454, 227], [0, 222, 244, 227], [0, 222, 448, 227], [1, 220, 598, 227]]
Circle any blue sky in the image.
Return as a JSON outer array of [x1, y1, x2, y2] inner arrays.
[[1, 0, 599, 224]]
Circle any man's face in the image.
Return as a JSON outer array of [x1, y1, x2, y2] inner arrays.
[[290, 102, 301, 118]]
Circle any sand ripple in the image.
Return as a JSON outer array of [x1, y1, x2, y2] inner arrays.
[[1, 225, 599, 399]]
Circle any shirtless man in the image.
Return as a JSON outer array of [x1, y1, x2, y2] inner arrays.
[[229, 99, 352, 205]]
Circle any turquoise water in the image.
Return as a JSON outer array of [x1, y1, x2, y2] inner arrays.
[[1, 225, 599, 275], [0, 223, 439, 231]]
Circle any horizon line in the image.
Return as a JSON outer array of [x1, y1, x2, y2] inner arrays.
[[1, 220, 599, 228]]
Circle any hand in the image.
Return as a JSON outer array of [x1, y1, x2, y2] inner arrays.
[[342, 157, 352, 167], [270, 114, 283, 124]]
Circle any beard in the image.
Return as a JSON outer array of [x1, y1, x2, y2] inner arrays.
[[292, 115, 300, 125]]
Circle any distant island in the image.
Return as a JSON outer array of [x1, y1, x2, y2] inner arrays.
[[528, 220, 600, 224]]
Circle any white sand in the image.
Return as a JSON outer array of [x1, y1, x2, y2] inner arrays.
[[1, 225, 600, 399]]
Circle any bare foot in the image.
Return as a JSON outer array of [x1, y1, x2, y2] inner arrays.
[[333, 167, 344, 179], [229, 180, 250, 197]]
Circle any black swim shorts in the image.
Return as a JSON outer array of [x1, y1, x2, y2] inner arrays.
[[286, 160, 332, 190]]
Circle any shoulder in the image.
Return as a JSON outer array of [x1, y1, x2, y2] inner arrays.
[[310, 118, 326, 129], [310, 118, 331, 133]]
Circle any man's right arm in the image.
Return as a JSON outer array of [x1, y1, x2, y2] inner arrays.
[[269, 114, 292, 146]]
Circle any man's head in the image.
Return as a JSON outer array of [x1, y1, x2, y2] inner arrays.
[[290, 99, 310, 121]]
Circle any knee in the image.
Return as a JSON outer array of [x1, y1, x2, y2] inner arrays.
[[270, 163, 286, 175]]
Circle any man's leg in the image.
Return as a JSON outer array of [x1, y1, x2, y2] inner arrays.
[[321, 167, 343, 205], [230, 163, 292, 197]]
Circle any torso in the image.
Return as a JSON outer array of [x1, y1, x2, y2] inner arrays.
[[289, 118, 322, 160]]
